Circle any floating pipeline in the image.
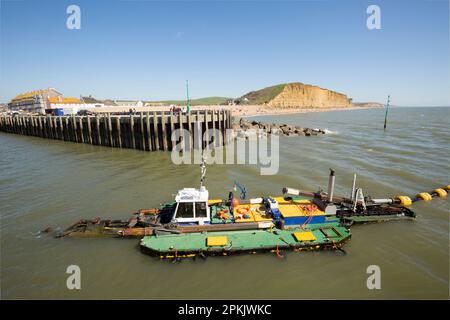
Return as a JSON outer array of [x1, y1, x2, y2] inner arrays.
[[52, 166, 449, 260]]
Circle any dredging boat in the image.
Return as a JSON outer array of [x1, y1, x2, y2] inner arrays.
[[56, 156, 449, 260]]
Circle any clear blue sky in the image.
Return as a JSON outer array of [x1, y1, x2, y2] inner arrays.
[[1, 0, 448, 106]]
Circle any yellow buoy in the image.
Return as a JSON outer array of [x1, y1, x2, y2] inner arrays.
[[416, 192, 433, 201], [433, 188, 447, 197], [443, 185, 450, 191], [396, 196, 412, 206]]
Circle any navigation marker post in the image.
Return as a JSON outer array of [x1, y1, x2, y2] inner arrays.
[[186, 80, 191, 113], [383, 95, 390, 130]]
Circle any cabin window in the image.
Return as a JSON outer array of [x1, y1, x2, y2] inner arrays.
[[177, 202, 194, 218], [195, 202, 207, 218]]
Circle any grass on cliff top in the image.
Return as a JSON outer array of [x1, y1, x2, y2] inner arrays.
[[149, 96, 230, 106], [240, 83, 287, 105]]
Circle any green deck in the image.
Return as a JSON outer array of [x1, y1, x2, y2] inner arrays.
[[140, 223, 351, 257]]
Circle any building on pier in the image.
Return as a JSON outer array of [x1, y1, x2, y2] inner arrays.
[[8, 88, 82, 115], [8, 88, 61, 114]]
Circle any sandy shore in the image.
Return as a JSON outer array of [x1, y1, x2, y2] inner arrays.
[[86, 104, 382, 117], [223, 104, 383, 117]]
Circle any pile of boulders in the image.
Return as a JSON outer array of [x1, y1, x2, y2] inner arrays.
[[232, 118, 325, 137]]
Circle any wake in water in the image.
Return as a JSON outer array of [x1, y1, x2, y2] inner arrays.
[[321, 128, 338, 135]]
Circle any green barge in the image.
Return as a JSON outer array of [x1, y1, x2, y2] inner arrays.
[[140, 223, 351, 259]]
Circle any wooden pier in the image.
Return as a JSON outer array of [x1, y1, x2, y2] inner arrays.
[[0, 110, 232, 151]]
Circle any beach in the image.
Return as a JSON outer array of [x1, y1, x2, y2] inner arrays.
[[225, 104, 383, 117], [81, 104, 383, 118]]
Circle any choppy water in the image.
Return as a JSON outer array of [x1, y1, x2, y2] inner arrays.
[[1, 107, 449, 299]]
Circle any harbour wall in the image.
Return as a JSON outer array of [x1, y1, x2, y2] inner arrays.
[[0, 110, 232, 151]]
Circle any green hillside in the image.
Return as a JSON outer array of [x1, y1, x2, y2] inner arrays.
[[149, 96, 230, 106], [240, 83, 287, 105], [81, 96, 118, 106]]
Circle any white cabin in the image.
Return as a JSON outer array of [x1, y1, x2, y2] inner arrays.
[[173, 187, 210, 225]]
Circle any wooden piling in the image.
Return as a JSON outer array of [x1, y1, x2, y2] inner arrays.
[[103, 114, 108, 146], [152, 111, 159, 150], [108, 113, 113, 147], [187, 112, 193, 151], [73, 116, 78, 142], [161, 113, 167, 151], [205, 110, 210, 149], [130, 115, 135, 149], [115, 117, 121, 148], [53, 117, 58, 139], [79, 117, 84, 143], [42, 116, 47, 138], [95, 116, 101, 145], [87, 116, 92, 144], [178, 112, 185, 152], [212, 110, 216, 147], [58, 116, 63, 140], [222, 109, 227, 144], [22, 117, 27, 135], [218, 110, 223, 146], [140, 113, 145, 151], [169, 113, 175, 150], [146, 112, 151, 151], [17, 117, 21, 135]]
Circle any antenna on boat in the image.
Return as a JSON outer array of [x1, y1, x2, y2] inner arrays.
[[383, 95, 390, 130], [200, 150, 206, 190]]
